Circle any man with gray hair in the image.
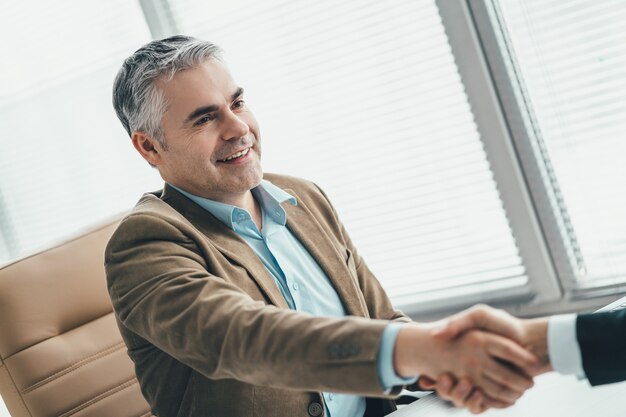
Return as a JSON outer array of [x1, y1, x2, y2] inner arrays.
[[106, 35, 539, 417]]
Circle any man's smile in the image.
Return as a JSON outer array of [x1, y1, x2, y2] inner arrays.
[[217, 147, 251, 163]]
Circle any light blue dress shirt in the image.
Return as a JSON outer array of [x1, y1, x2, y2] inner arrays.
[[170, 180, 414, 417]]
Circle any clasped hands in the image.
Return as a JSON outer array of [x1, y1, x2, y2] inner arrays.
[[394, 305, 551, 414]]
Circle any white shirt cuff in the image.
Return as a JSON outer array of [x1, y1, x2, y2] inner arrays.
[[548, 314, 586, 379]]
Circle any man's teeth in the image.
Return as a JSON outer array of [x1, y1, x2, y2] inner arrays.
[[221, 148, 250, 162]]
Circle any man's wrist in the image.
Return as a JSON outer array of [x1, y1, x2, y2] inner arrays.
[[378, 324, 418, 390], [522, 317, 552, 372], [393, 323, 434, 378]]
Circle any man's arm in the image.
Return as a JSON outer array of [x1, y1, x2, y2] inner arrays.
[[106, 213, 538, 401], [106, 212, 390, 395]]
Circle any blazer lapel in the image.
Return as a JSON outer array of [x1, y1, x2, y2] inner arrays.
[[282, 189, 369, 318], [161, 184, 290, 310]]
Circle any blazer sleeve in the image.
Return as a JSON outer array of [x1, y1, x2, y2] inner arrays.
[[105, 212, 391, 396], [576, 309, 626, 386]]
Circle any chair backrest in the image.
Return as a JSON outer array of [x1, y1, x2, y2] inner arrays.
[[0, 218, 153, 417]]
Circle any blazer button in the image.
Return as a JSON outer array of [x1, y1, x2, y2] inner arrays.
[[308, 402, 323, 416], [328, 344, 340, 358]]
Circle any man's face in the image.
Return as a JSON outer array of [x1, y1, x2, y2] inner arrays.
[[154, 59, 262, 201]]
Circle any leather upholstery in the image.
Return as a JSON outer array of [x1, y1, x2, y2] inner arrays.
[[0, 218, 153, 417]]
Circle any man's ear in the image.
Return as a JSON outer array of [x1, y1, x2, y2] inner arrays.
[[131, 131, 164, 166]]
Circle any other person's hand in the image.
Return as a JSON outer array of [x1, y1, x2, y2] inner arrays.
[[394, 322, 539, 406], [419, 305, 553, 413]]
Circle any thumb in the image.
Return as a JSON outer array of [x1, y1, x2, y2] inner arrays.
[[432, 304, 524, 342], [431, 313, 477, 340]]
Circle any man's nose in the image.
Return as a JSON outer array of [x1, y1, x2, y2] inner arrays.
[[221, 110, 249, 140]]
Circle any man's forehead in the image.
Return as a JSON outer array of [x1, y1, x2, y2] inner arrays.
[[159, 60, 239, 112], [163, 60, 236, 94]]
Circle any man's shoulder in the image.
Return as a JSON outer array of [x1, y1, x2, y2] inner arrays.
[[106, 189, 192, 250], [124, 188, 184, 221]]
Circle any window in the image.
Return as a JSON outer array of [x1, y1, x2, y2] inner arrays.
[[166, 0, 529, 314], [2, 0, 623, 323], [0, 0, 161, 264], [482, 0, 626, 292]]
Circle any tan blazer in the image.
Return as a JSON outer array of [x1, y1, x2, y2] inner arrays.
[[105, 173, 412, 417]]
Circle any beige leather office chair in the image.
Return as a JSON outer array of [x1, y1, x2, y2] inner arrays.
[[0, 218, 153, 417]]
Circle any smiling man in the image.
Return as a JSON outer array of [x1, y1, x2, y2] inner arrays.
[[107, 36, 539, 417]]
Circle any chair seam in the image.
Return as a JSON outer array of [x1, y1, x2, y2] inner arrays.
[[4, 311, 116, 360], [57, 376, 138, 417], [0, 358, 33, 416], [21, 341, 126, 394]]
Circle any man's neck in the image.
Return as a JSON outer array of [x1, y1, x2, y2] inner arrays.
[[170, 183, 263, 230]]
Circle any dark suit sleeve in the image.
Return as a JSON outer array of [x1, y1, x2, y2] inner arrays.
[[576, 309, 626, 385]]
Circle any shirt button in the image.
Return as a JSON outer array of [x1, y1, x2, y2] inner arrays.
[[308, 402, 323, 417], [237, 212, 246, 222], [292, 282, 299, 291]]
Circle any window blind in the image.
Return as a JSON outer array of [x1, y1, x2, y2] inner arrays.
[[0, 0, 162, 264], [168, 0, 528, 311], [494, 0, 626, 288]]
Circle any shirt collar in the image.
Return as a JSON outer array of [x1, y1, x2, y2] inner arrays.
[[169, 180, 297, 231]]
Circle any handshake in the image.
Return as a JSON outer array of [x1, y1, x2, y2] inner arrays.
[[394, 305, 552, 414]]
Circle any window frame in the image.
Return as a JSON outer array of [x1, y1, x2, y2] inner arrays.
[[451, 0, 626, 313]]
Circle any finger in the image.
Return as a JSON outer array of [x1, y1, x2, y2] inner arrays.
[[486, 335, 541, 378], [435, 373, 455, 397], [483, 360, 533, 395], [417, 375, 437, 390], [471, 307, 525, 343], [466, 390, 485, 414], [475, 373, 520, 404], [482, 393, 514, 409], [447, 377, 475, 408], [433, 305, 524, 342], [432, 313, 477, 340]]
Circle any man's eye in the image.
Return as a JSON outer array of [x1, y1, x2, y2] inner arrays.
[[195, 115, 215, 126], [232, 99, 245, 109]]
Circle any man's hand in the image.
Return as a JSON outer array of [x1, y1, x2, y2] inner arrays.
[[394, 323, 539, 406], [420, 305, 553, 413], [433, 304, 552, 373], [417, 374, 496, 414]]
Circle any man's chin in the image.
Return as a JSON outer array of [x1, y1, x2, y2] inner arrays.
[[231, 169, 263, 193]]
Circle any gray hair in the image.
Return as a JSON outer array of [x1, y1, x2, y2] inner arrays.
[[112, 35, 223, 148]]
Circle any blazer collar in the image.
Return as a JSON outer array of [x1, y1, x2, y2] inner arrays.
[[282, 192, 368, 318], [161, 183, 368, 317]]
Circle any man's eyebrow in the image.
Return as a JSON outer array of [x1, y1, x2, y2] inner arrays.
[[184, 104, 219, 125], [183, 87, 245, 126], [232, 87, 244, 101]]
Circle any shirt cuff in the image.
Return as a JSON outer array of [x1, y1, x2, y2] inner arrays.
[[377, 323, 418, 392], [548, 314, 586, 379]]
